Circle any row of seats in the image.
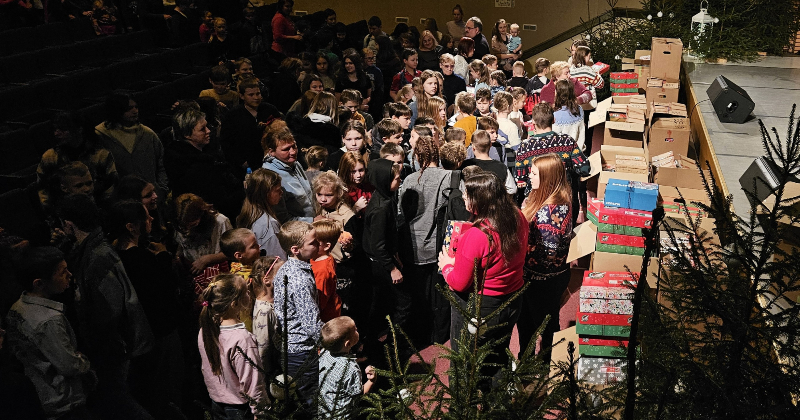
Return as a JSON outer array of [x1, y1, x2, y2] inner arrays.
[[0, 19, 99, 57]]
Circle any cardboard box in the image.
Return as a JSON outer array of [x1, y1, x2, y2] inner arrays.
[[585, 145, 649, 183], [604, 179, 631, 208], [582, 270, 639, 286], [629, 181, 659, 211], [645, 78, 680, 105], [649, 102, 691, 157], [650, 38, 683, 81], [567, 222, 647, 271], [550, 326, 580, 377], [654, 166, 713, 204]]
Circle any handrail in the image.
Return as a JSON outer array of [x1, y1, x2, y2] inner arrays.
[[520, 7, 647, 60]]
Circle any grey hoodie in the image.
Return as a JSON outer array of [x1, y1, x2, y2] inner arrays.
[[398, 167, 453, 264]]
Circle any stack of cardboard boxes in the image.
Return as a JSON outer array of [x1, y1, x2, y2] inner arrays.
[[646, 38, 682, 106]]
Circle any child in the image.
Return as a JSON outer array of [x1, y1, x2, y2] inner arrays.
[[303, 145, 328, 184], [380, 143, 405, 166], [395, 85, 415, 104], [508, 61, 529, 89], [200, 65, 240, 110], [370, 118, 404, 159], [494, 91, 522, 149], [337, 151, 374, 214], [274, 221, 323, 409], [250, 256, 284, 381], [408, 124, 432, 170], [507, 24, 522, 54], [237, 168, 287, 260], [220, 228, 262, 280], [451, 92, 478, 145], [199, 10, 214, 43], [362, 159, 410, 348], [329, 121, 371, 171], [262, 127, 315, 223], [481, 54, 498, 73], [390, 48, 421, 101], [467, 116, 503, 162], [311, 219, 343, 322], [198, 273, 266, 417], [6, 247, 94, 420], [489, 70, 507, 98], [526, 57, 550, 95], [341, 89, 375, 130], [553, 79, 586, 152], [469, 59, 490, 91], [474, 87, 494, 119], [508, 87, 527, 122], [444, 126, 466, 144], [462, 130, 517, 194], [318, 316, 376, 418]]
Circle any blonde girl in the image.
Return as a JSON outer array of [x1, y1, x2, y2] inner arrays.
[[250, 256, 285, 381], [468, 59, 490, 91], [419, 95, 447, 130], [236, 168, 287, 260], [198, 273, 265, 418]]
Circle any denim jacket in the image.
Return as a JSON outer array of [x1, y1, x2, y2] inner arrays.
[[262, 156, 315, 224]]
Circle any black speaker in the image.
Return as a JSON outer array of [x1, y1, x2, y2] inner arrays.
[[706, 75, 755, 124], [739, 156, 798, 206]]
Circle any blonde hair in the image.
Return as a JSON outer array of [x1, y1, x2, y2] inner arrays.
[[549, 61, 570, 80], [306, 91, 338, 121], [311, 219, 342, 245], [199, 274, 249, 376], [396, 85, 414, 103], [312, 171, 350, 215], [174, 193, 217, 235], [469, 59, 489, 85], [493, 91, 514, 113], [277, 221, 314, 253], [420, 95, 447, 129]]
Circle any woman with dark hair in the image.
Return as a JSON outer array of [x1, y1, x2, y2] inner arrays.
[[269, 57, 304, 114], [424, 18, 442, 43], [108, 199, 183, 419], [389, 22, 409, 41], [453, 37, 474, 81], [313, 51, 336, 91], [115, 174, 168, 242], [490, 19, 518, 72], [271, 0, 301, 57], [335, 51, 372, 107], [437, 172, 529, 388]]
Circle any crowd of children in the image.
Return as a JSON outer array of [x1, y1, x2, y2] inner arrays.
[[0, 3, 614, 419]]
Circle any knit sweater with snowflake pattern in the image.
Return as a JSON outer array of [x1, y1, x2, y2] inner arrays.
[[524, 203, 573, 280], [514, 131, 590, 195]]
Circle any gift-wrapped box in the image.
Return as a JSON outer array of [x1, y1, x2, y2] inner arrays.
[[580, 285, 635, 300], [592, 62, 611, 75], [580, 298, 634, 315], [578, 357, 627, 385], [443, 221, 473, 258]]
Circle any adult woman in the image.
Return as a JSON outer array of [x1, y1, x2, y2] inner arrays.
[[424, 18, 443, 43], [516, 154, 573, 363], [313, 51, 336, 91], [115, 174, 168, 242], [285, 91, 341, 163], [173, 193, 232, 281], [271, 0, 301, 57], [569, 45, 603, 95], [417, 30, 443, 72], [539, 61, 592, 106], [453, 37, 474, 81], [335, 51, 372, 107], [437, 172, 529, 386], [490, 19, 518, 72], [261, 127, 315, 223], [398, 135, 453, 346]]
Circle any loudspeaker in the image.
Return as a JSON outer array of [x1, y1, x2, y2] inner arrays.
[[706, 75, 755, 124], [739, 157, 798, 206]]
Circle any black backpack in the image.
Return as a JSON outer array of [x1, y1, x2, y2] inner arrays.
[[434, 170, 472, 251]]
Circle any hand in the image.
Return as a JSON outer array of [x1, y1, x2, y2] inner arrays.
[[365, 365, 376, 382], [390, 267, 403, 284], [190, 255, 209, 275], [437, 245, 455, 272], [354, 196, 368, 212], [163, 14, 171, 20], [313, 214, 327, 222], [148, 241, 167, 255]]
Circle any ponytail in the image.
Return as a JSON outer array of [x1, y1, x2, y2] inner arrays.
[[199, 273, 248, 376]]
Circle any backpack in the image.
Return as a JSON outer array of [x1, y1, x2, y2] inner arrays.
[[435, 171, 472, 251], [524, 93, 540, 118]]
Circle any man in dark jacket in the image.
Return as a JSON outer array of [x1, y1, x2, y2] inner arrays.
[[465, 17, 490, 59]]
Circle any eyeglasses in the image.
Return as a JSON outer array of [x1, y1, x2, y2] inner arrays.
[[465, 26, 476, 31], [364, 56, 376, 61], [441, 64, 454, 69]]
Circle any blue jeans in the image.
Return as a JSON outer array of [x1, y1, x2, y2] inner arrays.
[[210, 401, 253, 420], [285, 350, 319, 411]]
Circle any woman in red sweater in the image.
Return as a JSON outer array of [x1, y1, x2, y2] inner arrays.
[[437, 172, 529, 386], [271, 0, 302, 57]]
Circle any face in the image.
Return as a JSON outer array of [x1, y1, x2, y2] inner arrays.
[[363, 51, 376, 67], [409, 129, 419, 149], [316, 186, 337, 210], [337, 32, 347, 42], [464, 21, 479, 37], [123, 100, 139, 125], [369, 25, 382, 37], [385, 153, 404, 166], [453, 9, 462, 22], [389, 171, 402, 191], [241, 87, 262, 109], [463, 193, 472, 212], [281, 1, 292, 15], [486, 128, 497, 141], [214, 21, 227, 34], [238, 62, 253, 75], [486, 62, 498, 72], [46, 260, 72, 295], [316, 57, 328, 74], [351, 162, 366, 184], [470, 69, 479, 80], [239, 233, 261, 265], [499, 22, 507, 34], [529, 164, 540, 189], [395, 115, 411, 129], [385, 132, 403, 144], [203, 12, 213, 24], [186, 117, 211, 148], [326, 13, 336, 26], [557, 67, 570, 81], [422, 36, 434, 49], [54, 127, 83, 148], [141, 183, 157, 211], [513, 96, 524, 111], [342, 129, 364, 152], [142, 205, 154, 234], [438, 105, 447, 121], [423, 77, 438, 96], [61, 172, 94, 196], [293, 229, 319, 261], [309, 80, 324, 93], [271, 140, 298, 164], [344, 59, 356, 74], [268, 183, 283, 206], [440, 61, 454, 76], [404, 54, 418, 70], [476, 99, 491, 114], [211, 80, 229, 94], [510, 27, 519, 37]]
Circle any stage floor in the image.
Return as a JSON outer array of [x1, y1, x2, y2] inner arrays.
[[684, 56, 800, 217]]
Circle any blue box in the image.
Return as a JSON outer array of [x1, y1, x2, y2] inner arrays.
[[604, 179, 630, 208], [628, 181, 658, 211]]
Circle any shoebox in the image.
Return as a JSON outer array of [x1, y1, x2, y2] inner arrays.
[[588, 96, 649, 149], [610, 72, 638, 83], [578, 338, 629, 357], [629, 181, 659, 211], [440, 221, 473, 273], [648, 102, 691, 158], [596, 232, 645, 256], [604, 178, 631, 208], [646, 78, 680, 105], [582, 270, 639, 286], [577, 357, 627, 385], [588, 198, 653, 235], [584, 145, 649, 199], [650, 38, 683, 82]]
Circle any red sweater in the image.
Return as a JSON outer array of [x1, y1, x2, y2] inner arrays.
[[442, 212, 529, 296], [540, 77, 592, 105], [310, 256, 341, 322]]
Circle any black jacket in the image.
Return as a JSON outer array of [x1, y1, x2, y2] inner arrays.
[[286, 113, 342, 169], [362, 159, 399, 272], [221, 103, 281, 174]]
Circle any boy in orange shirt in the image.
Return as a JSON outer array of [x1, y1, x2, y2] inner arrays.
[[311, 219, 343, 322]]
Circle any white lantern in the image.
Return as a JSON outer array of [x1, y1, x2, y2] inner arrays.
[[689, 0, 716, 57]]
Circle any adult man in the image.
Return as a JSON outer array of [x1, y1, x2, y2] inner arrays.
[[95, 93, 169, 201], [221, 77, 282, 174], [59, 194, 154, 420], [323, 8, 337, 27], [446, 4, 466, 41], [465, 16, 490, 59], [363, 16, 385, 53]]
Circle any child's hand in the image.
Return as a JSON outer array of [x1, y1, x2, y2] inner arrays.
[[190, 256, 210, 275], [437, 245, 455, 272], [390, 267, 403, 284], [338, 231, 354, 251], [354, 196, 369, 212], [365, 365, 376, 382]]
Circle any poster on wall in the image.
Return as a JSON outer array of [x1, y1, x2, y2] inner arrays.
[[495, 0, 513, 7]]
